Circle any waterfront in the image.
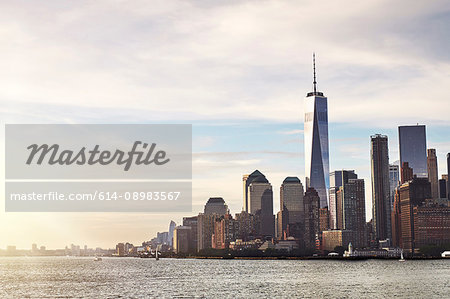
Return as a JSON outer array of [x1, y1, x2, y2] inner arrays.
[[0, 257, 448, 298]]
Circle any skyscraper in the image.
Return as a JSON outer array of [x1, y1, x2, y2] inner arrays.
[[173, 226, 191, 254], [303, 188, 320, 250], [398, 178, 432, 255], [304, 54, 330, 208], [439, 178, 447, 199], [280, 177, 305, 225], [371, 134, 392, 241], [399, 125, 427, 178], [329, 170, 357, 229], [168, 220, 177, 246], [242, 170, 265, 212], [427, 149, 439, 199], [182, 216, 198, 253], [197, 213, 219, 251], [341, 178, 366, 248], [389, 164, 400, 209], [247, 173, 275, 237]]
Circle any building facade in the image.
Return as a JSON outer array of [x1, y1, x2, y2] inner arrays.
[[212, 214, 238, 249], [413, 202, 450, 250], [234, 211, 258, 241], [279, 176, 304, 238], [303, 188, 320, 250], [182, 216, 198, 253], [371, 134, 392, 241], [329, 170, 357, 230], [197, 213, 220, 251], [389, 164, 400, 209], [173, 226, 191, 254], [342, 178, 367, 248], [242, 170, 265, 212], [439, 178, 447, 199], [321, 230, 354, 252], [248, 174, 275, 237], [398, 178, 432, 255], [399, 125, 427, 178], [427, 148, 439, 199]]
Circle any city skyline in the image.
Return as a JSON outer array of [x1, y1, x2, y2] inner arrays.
[[1, 0, 449, 249]]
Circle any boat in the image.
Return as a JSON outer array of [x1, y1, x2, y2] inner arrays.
[[94, 256, 102, 261], [441, 251, 450, 258], [399, 251, 405, 262]]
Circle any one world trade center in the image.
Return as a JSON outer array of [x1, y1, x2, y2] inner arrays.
[[304, 54, 330, 208]]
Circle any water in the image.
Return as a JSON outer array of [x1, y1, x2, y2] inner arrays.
[[0, 257, 449, 298]]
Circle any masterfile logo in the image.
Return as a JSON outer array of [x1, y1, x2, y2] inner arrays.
[[26, 141, 170, 171], [5, 124, 192, 212]]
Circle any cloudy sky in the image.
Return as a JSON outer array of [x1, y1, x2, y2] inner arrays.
[[1, 0, 449, 249]]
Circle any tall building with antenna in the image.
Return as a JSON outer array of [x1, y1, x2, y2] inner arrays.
[[304, 54, 330, 208]]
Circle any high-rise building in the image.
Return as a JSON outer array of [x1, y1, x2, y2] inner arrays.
[[242, 170, 265, 212], [304, 54, 330, 208], [247, 173, 275, 237], [401, 162, 414, 184], [391, 188, 402, 248], [439, 178, 447, 199], [173, 226, 191, 254], [370, 134, 392, 241], [280, 177, 304, 237], [389, 164, 400, 209], [329, 170, 357, 229], [341, 178, 367, 248], [319, 208, 330, 234], [197, 213, 220, 251], [204, 197, 228, 215], [276, 210, 288, 240], [399, 125, 427, 178], [427, 149, 439, 199], [212, 214, 238, 249], [168, 220, 176, 246], [234, 211, 258, 241], [182, 216, 198, 253], [303, 188, 320, 250], [398, 178, 431, 255]]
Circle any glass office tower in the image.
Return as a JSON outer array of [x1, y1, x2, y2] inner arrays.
[[329, 170, 357, 229], [389, 164, 399, 209], [398, 125, 427, 178], [304, 55, 329, 208]]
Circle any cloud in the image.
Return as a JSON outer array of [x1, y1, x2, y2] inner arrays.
[[0, 0, 448, 127], [279, 129, 303, 135]]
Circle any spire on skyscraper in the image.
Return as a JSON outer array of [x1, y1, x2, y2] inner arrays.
[[313, 52, 317, 94], [307, 53, 323, 97]]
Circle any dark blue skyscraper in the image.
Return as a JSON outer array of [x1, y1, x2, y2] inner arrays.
[[398, 125, 427, 178], [304, 54, 329, 208]]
